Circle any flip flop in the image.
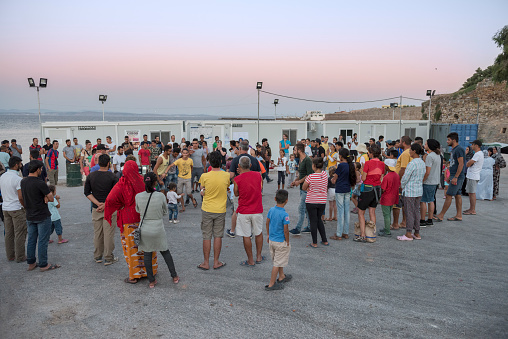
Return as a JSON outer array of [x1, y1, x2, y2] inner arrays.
[[396, 235, 413, 241], [320, 241, 330, 246], [27, 263, 39, 271], [309, 243, 318, 248], [463, 211, 476, 215], [390, 225, 400, 230], [58, 239, 69, 244], [193, 200, 198, 208], [124, 277, 138, 284], [149, 280, 158, 289], [173, 276, 180, 284], [214, 262, 226, 270], [240, 260, 255, 267], [447, 217, 462, 221], [434, 218, 443, 222], [197, 264, 209, 271], [40, 264, 61, 272], [255, 256, 266, 264]]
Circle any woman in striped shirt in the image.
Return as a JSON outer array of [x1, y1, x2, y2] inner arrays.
[[302, 157, 329, 248]]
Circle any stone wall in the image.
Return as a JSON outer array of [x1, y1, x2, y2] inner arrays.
[[324, 106, 422, 121], [423, 79, 508, 143]]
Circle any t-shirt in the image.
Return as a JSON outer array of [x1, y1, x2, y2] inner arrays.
[[322, 143, 329, 152], [0, 170, 23, 211], [424, 152, 441, 185], [46, 149, 59, 170], [138, 149, 151, 166], [29, 145, 43, 160], [305, 171, 328, 204], [199, 170, 230, 213], [359, 153, 369, 169], [317, 146, 325, 158], [73, 144, 83, 159], [166, 191, 182, 204], [122, 142, 133, 150], [349, 138, 357, 150], [113, 154, 126, 169], [235, 171, 263, 214], [174, 158, 193, 179], [20, 176, 51, 221], [0, 152, 10, 168], [305, 145, 312, 157], [267, 206, 290, 243], [363, 158, 385, 186], [229, 154, 261, 177], [280, 140, 291, 154], [287, 160, 297, 173], [380, 171, 400, 206], [298, 156, 313, 189], [149, 146, 161, 162], [42, 144, 52, 158], [84, 170, 118, 208], [48, 200, 61, 221], [106, 142, 116, 156], [10, 145, 22, 158], [276, 157, 287, 171], [450, 145, 466, 178], [62, 146, 75, 161], [334, 162, 351, 194], [189, 148, 205, 168], [22, 162, 47, 181], [395, 148, 412, 174], [466, 151, 484, 181]]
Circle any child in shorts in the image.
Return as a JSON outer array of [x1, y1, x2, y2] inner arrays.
[[166, 182, 182, 224], [265, 189, 292, 291], [326, 166, 337, 221], [48, 185, 68, 244]]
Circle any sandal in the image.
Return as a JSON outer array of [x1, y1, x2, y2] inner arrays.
[[255, 256, 266, 264], [193, 200, 198, 208], [124, 277, 138, 284], [463, 211, 476, 215], [58, 239, 69, 244], [320, 241, 330, 246], [240, 260, 255, 267], [173, 276, 180, 284], [40, 264, 61, 272], [329, 235, 343, 241], [396, 235, 413, 241], [149, 280, 158, 288], [309, 243, 318, 248], [197, 264, 209, 270], [447, 217, 462, 221], [213, 261, 226, 270], [412, 234, 422, 240]]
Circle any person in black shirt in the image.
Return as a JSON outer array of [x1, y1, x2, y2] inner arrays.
[[215, 140, 228, 168], [84, 154, 119, 265], [21, 160, 60, 272], [22, 150, 47, 181], [42, 137, 52, 160], [315, 139, 325, 158]]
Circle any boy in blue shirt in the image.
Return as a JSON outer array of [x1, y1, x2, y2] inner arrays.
[[265, 189, 292, 291]]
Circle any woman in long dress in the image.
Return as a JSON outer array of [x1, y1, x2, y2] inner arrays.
[[490, 147, 506, 200], [105, 160, 157, 284], [476, 150, 495, 201]]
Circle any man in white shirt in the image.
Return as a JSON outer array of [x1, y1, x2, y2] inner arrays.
[[0, 156, 26, 262], [464, 140, 484, 216], [304, 139, 312, 157], [348, 133, 358, 161], [106, 136, 117, 156], [112, 146, 126, 173]]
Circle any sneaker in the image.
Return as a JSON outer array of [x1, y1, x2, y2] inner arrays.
[[173, 219, 180, 224], [278, 274, 293, 283], [289, 228, 301, 235], [95, 258, 103, 263], [301, 227, 311, 234], [426, 219, 434, 226], [104, 257, 119, 266], [265, 282, 284, 291], [378, 229, 391, 236], [226, 229, 236, 238], [420, 220, 427, 228]]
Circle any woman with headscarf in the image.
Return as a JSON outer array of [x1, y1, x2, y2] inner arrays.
[[105, 160, 157, 284], [476, 150, 495, 201], [490, 147, 506, 200]]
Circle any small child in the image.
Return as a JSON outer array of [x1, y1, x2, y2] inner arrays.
[[166, 182, 182, 224], [326, 166, 337, 221], [48, 185, 68, 244], [378, 159, 400, 236], [443, 161, 451, 199], [276, 149, 287, 190], [287, 154, 297, 187], [265, 189, 292, 291], [350, 162, 362, 214]]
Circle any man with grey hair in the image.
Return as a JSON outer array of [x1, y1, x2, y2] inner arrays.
[[234, 156, 264, 266], [226, 140, 261, 238]]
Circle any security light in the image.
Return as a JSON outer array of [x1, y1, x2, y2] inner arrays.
[[426, 90, 432, 96], [28, 78, 35, 87], [99, 95, 107, 102], [432, 90, 436, 96], [256, 82, 263, 89], [39, 78, 47, 88], [274, 99, 279, 104]]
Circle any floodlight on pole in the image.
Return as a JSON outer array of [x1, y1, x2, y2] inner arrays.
[[390, 102, 398, 120], [256, 82, 262, 143], [99, 95, 107, 121], [426, 89, 435, 122], [28, 77, 47, 143], [273, 99, 279, 121]]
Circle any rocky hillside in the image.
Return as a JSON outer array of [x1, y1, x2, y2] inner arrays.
[[324, 106, 422, 121]]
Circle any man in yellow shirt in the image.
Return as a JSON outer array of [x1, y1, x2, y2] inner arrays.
[[167, 148, 196, 211], [393, 136, 412, 228], [197, 151, 230, 270]]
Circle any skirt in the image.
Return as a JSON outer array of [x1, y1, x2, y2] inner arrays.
[[121, 223, 157, 280]]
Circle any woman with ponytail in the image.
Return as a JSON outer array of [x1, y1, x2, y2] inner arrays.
[[330, 148, 357, 240], [135, 172, 179, 288]]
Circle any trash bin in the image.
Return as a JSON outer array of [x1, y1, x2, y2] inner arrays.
[[66, 163, 82, 187]]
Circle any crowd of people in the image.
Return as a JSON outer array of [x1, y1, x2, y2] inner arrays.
[[0, 131, 505, 290]]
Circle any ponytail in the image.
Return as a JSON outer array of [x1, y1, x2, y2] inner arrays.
[[144, 172, 157, 193]]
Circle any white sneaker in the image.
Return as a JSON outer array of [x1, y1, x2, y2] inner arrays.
[[173, 219, 180, 224]]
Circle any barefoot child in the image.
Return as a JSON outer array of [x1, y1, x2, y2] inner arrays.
[[326, 166, 337, 221], [166, 182, 182, 224], [265, 189, 292, 291], [48, 185, 68, 244], [378, 159, 400, 236]]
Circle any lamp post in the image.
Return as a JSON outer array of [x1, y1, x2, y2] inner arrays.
[[99, 95, 107, 121], [426, 90, 435, 121], [28, 77, 47, 142], [273, 99, 279, 120], [256, 82, 262, 144], [390, 102, 398, 120]]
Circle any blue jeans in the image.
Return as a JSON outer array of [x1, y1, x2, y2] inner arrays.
[[335, 192, 350, 236], [168, 203, 178, 220], [51, 219, 63, 236], [167, 173, 178, 184], [295, 190, 310, 231], [26, 217, 52, 267]]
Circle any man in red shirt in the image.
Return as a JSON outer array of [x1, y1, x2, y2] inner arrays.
[[234, 156, 264, 266], [138, 142, 151, 168]]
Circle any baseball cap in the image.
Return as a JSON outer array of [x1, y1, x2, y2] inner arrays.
[[385, 139, 392, 144], [471, 140, 482, 147]]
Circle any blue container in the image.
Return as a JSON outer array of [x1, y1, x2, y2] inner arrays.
[[449, 124, 478, 151]]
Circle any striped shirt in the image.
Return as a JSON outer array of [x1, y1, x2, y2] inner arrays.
[[305, 170, 328, 204], [46, 149, 59, 170], [401, 158, 425, 197]]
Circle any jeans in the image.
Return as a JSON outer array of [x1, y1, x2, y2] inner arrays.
[[26, 216, 52, 267], [51, 219, 63, 236], [306, 203, 328, 244], [381, 205, 392, 232], [144, 250, 177, 283], [168, 203, 178, 220], [295, 190, 310, 231], [335, 192, 350, 236]]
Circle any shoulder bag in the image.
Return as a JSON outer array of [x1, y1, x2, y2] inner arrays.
[[133, 192, 153, 246]]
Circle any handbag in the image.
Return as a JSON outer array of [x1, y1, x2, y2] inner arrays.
[[133, 192, 153, 246]]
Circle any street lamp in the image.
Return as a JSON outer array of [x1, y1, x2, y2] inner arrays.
[[426, 90, 435, 121], [273, 99, 279, 121], [256, 82, 262, 143], [99, 94, 107, 121], [390, 102, 398, 120], [27, 77, 47, 142]]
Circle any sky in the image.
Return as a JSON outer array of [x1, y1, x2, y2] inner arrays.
[[0, 0, 506, 118]]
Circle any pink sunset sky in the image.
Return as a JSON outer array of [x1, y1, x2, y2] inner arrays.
[[0, 0, 506, 118]]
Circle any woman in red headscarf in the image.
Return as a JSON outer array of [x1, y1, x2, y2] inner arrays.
[[105, 160, 157, 284]]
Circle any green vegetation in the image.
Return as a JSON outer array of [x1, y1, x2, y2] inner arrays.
[[421, 113, 427, 120], [492, 25, 508, 84], [434, 103, 442, 121]]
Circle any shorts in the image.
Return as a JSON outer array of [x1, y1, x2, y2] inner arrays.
[[177, 178, 193, 195], [466, 178, 479, 194], [192, 167, 204, 183], [328, 188, 336, 201], [236, 213, 263, 237], [357, 187, 381, 210], [446, 176, 465, 196], [201, 211, 226, 240], [421, 184, 438, 203], [269, 241, 291, 268]]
